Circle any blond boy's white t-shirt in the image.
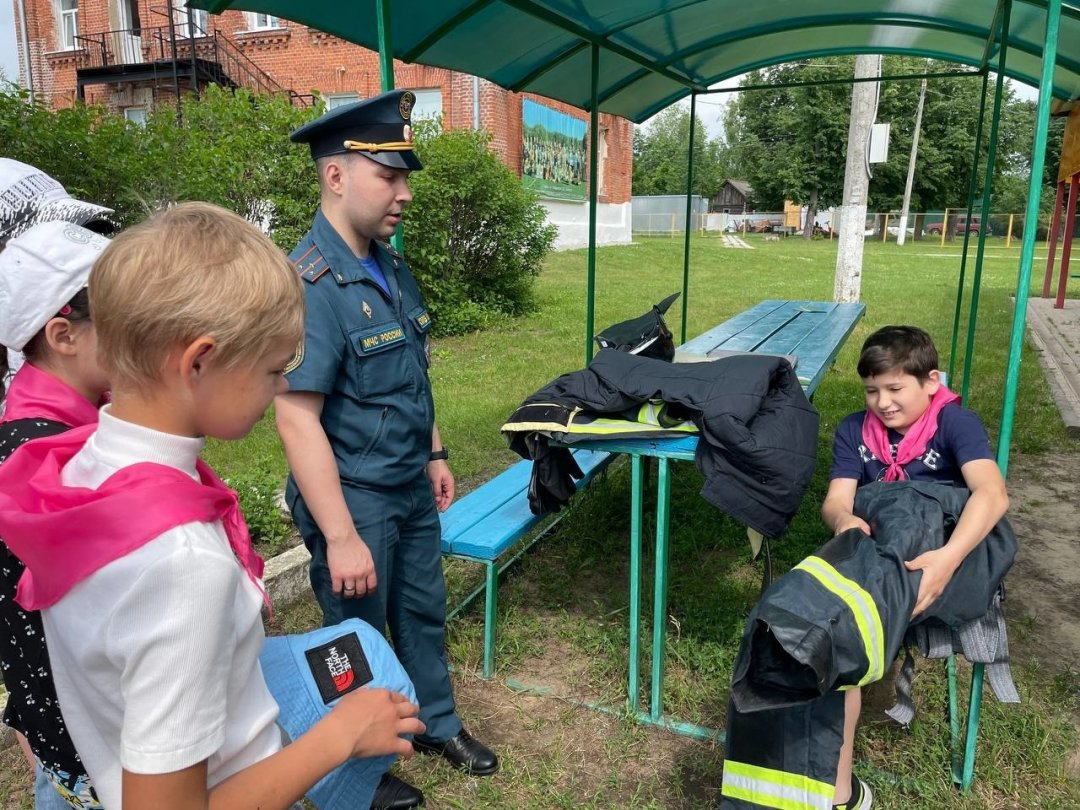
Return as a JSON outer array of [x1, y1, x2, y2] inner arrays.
[[42, 406, 282, 808]]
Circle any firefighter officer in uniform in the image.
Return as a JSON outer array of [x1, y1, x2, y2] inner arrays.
[[276, 90, 499, 810]]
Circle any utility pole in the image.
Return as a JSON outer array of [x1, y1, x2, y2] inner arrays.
[[833, 54, 882, 303], [896, 77, 927, 247]]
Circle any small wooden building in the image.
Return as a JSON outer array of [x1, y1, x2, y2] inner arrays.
[[711, 179, 753, 213]]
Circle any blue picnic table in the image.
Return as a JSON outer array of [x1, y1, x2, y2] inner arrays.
[[567, 299, 865, 739]]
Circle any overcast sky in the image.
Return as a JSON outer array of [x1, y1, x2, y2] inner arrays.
[[646, 72, 1038, 142]]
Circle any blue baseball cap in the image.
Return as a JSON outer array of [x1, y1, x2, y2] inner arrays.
[[291, 90, 424, 170], [259, 619, 417, 810]]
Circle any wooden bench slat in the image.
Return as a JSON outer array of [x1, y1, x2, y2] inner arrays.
[[717, 305, 805, 353], [440, 460, 535, 544], [782, 303, 864, 395], [680, 300, 789, 355], [753, 303, 838, 355], [441, 449, 612, 558]]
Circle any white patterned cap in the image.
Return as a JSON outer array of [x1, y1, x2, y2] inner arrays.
[[0, 159, 114, 243], [0, 221, 110, 351]]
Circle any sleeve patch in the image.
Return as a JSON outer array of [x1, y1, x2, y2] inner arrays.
[[407, 305, 432, 332], [284, 340, 305, 374]]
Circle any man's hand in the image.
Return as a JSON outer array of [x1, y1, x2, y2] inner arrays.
[[427, 459, 455, 512], [905, 547, 960, 617], [324, 689, 425, 762], [327, 533, 377, 598]]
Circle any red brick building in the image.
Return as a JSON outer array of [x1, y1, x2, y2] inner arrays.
[[10, 0, 633, 247]]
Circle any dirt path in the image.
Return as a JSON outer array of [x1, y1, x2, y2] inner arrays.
[[1000, 450, 1080, 674]]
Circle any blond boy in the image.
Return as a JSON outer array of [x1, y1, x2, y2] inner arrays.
[[0, 202, 423, 810]]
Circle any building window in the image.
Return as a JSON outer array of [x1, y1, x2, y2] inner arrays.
[[410, 89, 443, 123], [247, 12, 282, 30], [59, 0, 79, 50], [176, 9, 208, 36], [327, 93, 360, 110], [124, 107, 148, 126]]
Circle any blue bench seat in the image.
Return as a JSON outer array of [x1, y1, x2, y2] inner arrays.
[[441, 448, 613, 676]]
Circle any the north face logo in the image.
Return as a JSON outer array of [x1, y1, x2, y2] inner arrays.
[[325, 645, 355, 692], [304, 632, 374, 704]]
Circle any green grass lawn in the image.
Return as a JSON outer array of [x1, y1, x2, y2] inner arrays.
[[211, 234, 1078, 807], [5, 234, 1072, 809], [206, 232, 1070, 483]]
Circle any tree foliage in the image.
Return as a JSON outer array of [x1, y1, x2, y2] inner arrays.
[[723, 57, 1060, 220], [0, 83, 315, 247], [0, 83, 552, 335], [406, 123, 556, 334], [725, 61, 853, 211], [632, 106, 731, 200]]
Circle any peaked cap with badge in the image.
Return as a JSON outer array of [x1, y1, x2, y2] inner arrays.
[[291, 89, 424, 171]]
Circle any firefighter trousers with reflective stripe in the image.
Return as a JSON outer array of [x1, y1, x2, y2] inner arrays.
[[721, 482, 1017, 808], [721, 691, 844, 809]]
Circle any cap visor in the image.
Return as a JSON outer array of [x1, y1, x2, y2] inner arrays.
[[3, 200, 116, 242], [366, 151, 424, 171]]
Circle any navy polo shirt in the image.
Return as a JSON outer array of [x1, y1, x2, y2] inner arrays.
[[829, 405, 995, 486], [285, 209, 434, 488]]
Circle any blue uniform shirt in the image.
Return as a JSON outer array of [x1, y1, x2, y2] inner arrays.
[[829, 404, 995, 486], [285, 209, 434, 488]]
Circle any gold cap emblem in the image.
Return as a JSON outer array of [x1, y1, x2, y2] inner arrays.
[[399, 91, 415, 121]]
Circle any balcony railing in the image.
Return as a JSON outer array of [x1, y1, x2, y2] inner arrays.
[[73, 24, 314, 107]]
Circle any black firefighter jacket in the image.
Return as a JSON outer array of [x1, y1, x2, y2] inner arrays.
[[720, 482, 1018, 809], [501, 349, 819, 538]]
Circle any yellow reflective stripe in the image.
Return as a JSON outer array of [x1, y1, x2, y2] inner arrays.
[[795, 556, 885, 685], [571, 416, 698, 434], [722, 760, 834, 810]]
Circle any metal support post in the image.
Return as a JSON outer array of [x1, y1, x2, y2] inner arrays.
[[585, 43, 600, 366], [961, 3, 1011, 403]]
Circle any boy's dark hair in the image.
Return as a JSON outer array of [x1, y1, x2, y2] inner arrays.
[[856, 325, 939, 381]]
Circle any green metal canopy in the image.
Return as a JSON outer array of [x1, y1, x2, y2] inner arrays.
[[188, 0, 1067, 780], [193, 0, 1080, 120]]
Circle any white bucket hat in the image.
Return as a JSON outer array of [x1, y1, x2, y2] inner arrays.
[[0, 221, 110, 351], [0, 159, 114, 243]]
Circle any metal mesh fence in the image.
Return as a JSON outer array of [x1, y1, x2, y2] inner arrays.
[[630, 200, 1037, 245]]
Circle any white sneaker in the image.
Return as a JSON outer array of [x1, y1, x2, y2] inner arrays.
[[833, 776, 872, 810]]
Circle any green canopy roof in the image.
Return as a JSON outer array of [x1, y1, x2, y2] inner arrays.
[[194, 0, 1080, 121]]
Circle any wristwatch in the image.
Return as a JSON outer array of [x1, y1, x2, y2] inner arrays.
[[429, 448, 449, 462]]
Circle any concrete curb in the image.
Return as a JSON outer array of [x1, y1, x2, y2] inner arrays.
[[0, 542, 313, 753], [1027, 297, 1080, 438]]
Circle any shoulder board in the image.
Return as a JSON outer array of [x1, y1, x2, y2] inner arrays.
[[379, 240, 402, 259], [292, 245, 330, 283]]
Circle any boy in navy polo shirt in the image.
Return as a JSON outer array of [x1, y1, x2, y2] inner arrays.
[[820, 325, 1009, 810]]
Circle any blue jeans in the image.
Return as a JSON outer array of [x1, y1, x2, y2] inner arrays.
[[34, 767, 73, 810], [290, 474, 462, 742]]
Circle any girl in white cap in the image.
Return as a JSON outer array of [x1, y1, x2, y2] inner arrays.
[[0, 220, 111, 810]]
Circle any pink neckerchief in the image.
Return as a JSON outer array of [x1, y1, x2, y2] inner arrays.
[[861, 385, 961, 481], [1, 363, 99, 428], [0, 424, 268, 612]]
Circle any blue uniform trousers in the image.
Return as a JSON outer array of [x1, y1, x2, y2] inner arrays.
[[289, 474, 462, 742]]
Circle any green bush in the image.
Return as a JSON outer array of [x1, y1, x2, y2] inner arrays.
[[407, 124, 557, 335], [1, 85, 554, 333], [224, 471, 294, 558], [0, 83, 315, 250]]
